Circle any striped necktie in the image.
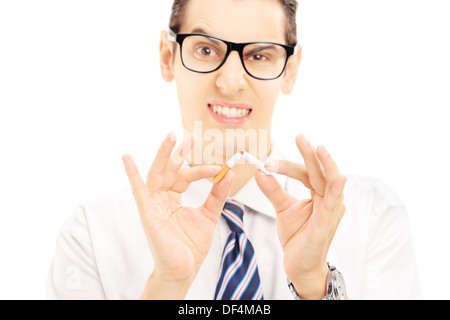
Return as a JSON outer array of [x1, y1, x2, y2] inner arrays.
[[214, 201, 264, 300]]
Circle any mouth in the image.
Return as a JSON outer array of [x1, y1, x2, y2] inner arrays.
[[207, 101, 253, 125]]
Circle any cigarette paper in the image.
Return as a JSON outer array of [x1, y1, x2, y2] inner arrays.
[[213, 151, 271, 183], [242, 152, 271, 176], [227, 151, 244, 167]]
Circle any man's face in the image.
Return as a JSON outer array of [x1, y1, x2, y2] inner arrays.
[[161, 0, 300, 164]]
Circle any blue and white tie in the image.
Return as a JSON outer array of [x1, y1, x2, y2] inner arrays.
[[214, 201, 264, 300]]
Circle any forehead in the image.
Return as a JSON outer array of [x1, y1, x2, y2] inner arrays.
[[181, 0, 286, 44]]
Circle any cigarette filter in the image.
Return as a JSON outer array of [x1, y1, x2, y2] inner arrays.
[[213, 151, 243, 183], [213, 164, 231, 184]]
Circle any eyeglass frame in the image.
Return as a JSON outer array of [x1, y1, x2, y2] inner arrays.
[[167, 29, 299, 81]]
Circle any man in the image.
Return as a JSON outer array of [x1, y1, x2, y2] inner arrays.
[[46, 0, 421, 299]]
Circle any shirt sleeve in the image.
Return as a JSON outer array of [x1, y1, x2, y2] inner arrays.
[[362, 179, 422, 299], [46, 205, 106, 299]]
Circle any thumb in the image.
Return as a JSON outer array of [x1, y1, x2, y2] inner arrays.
[[254, 169, 296, 213], [201, 170, 234, 223]]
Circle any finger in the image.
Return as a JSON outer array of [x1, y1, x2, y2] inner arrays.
[[254, 169, 297, 213], [171, 165, 222, 193], [315, 146, 347, 213], [182, 165, 222, 183], [201, 170, 234, 224], [265, 159, 313, 190], [316, 145, 341, 186], [146, 132, 177, 182], [122, 154, 151, 214], [165, 134, 195, 174], [321, 175, 347, 212], [296, 134, 326, 196]]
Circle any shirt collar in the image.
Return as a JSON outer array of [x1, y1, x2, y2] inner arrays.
[[181, 143, 287, 219]]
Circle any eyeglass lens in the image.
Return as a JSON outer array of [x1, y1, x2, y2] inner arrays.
[[181, 35, 288, 79]]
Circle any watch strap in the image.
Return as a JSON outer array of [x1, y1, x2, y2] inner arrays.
[[287, 263, 346, 300]]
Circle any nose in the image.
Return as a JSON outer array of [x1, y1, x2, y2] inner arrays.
[[215, 51, 247, 95]]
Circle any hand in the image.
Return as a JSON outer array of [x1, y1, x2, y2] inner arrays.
[[255, 134, 346, 299], [122, 133, 233, 299]]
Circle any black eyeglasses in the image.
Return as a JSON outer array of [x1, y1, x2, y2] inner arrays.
[[168, 29, 298, 80]]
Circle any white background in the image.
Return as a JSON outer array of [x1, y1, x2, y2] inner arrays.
[[0, 0, 449, 299]]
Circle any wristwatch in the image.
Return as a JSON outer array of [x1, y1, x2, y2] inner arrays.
[[287, 263, 347, 300]]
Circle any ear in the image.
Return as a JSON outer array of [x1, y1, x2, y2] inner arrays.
[[281, 45, 302, 95], [160, 30, 175, 82]]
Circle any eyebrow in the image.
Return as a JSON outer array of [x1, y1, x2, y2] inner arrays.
[[190, 27, 210, 35], [188, 27, 283, 49], [189, 27, 224, 47], [245, 45, 278, 56]]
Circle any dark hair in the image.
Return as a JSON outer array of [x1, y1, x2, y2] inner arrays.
[[169, 0, 298, 46]]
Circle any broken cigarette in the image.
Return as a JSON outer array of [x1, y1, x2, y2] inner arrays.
[[212, 151, 243, 183], [242, 151, 271, 175], [213, 151, 271, 183]]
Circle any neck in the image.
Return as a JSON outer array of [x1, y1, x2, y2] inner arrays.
[[228, 163, 257, 197]]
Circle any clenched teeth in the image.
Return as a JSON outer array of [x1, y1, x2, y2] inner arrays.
[[210, 105, 251, 118]]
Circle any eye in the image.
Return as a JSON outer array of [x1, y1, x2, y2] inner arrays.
[[248, 54, 268, 62], [196, 46, 217, 56]]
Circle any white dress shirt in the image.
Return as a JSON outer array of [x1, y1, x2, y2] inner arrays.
[[46, 145, 422, 300]]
